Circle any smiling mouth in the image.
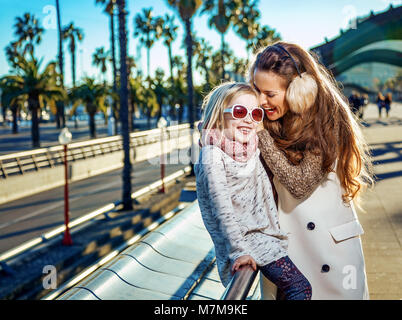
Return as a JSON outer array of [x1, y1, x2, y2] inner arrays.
[[237, 127, 252, 135], [264, 107, 277, 114]]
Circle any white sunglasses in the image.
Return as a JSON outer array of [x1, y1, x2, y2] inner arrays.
[[224, 104, 264, 123]]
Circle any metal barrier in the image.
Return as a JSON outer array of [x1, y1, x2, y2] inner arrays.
[[54, 200, 216, 300], [220, 266, 258, 300], [0, 123, 195, 179]]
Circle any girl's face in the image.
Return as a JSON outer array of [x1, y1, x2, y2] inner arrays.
[[253, 69, 289, 121], [223, 93, 259, 144]]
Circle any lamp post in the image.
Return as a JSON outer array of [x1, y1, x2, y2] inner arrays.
[[157, 116, 167, 193], [58, 127, 73, 246]]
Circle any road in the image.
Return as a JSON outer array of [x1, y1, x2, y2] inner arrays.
[[0, 157, 189, 254]]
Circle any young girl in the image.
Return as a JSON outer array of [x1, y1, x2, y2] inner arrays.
[[194, 82, 312, 300]]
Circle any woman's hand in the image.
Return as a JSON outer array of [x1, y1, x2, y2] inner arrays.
[[231, 255, 257, 274]]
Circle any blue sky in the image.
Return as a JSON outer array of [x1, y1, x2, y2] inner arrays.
[[0, 0, 400, 86]]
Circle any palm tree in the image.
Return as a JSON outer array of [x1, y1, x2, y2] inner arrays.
[[160, 14, 178, 84], [69, 77, 107, 138], [95, 0, 118, 89], [231, 57, 248, 81], [152, 68, 168, 120], [210, 42, 234, 84], [201, 0, 238, 80], [2, 55, 64, 147], [95, 0, 119, 132], [4, 42, 24, 69], [92, 47, 109, 85], [194, 37, 213, 91], [133, 8, 163, 78], [13, 13, 44, 57], [0, 78, 26, 134], [251, 25, 281, 54], [117, 0, 132, 210], [167, 0, 202, 175], [231, 0, 260, 61], [55, 0, 66, 128], [62, 22, 84, 88]]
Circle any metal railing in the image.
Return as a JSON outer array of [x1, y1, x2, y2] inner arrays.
[[0, 123, 194, 179], [220, 266, 258, 300]]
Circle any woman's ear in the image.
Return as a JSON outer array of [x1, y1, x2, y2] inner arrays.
[[286, 72, 318, 114]]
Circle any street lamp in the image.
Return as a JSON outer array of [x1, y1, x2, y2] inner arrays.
[[58, 127, 73, 246], [157, 116, 167, 193]]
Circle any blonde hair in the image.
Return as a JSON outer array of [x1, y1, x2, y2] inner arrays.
[[201, 82, 258, 133], [249, 41, 374, 207]]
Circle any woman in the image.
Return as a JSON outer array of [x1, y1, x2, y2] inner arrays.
[[249, 42, 374, 299]]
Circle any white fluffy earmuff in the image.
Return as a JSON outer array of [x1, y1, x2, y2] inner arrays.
[[286, 72, 318, 114]]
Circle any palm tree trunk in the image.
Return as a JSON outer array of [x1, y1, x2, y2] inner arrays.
[[184, 17, 195, 176], [12, 107, 18, 134], [203, 59, 210, 91], [29, 94, 40, 148], [89, 111, 96, 138], [221, 32, 225, 80], [110, 9, 119, 136], [117, 0, 132, 210], [1, 106, 6, 126], [55, 0, 65, 128], [71, 44, 76, 88], [168, 44, 174, 83]]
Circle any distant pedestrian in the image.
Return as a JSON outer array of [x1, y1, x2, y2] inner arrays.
[[348, 91, 359, 116], [384, 93, 392, 118], [377, 92, 385, 118]]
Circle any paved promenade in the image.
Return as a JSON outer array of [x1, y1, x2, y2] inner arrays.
[[358, 102, 402, 300]]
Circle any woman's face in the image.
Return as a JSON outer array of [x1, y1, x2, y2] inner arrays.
[[253, 69, 289, 121], [223, 93, 259, 144]]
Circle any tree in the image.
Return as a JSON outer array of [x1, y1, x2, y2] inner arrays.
[[201, 0, 238, 80], [160, 14, 178, 84], [167, 0, 203, 175], [251, 24, 281, 54], [92, 47, 110, 85], [133, 8, 163, 78], [62, 22, 84, 88], [232, 0, 260, 61], [231, 56, 248, 81], [194, 37, 213, 91], [69, 77, 107, 138], [0, 77, 26, 134], [5, 41, 24, 69], [13, 13, 44, 57], [2, 55, 64, 147], [151, 68, 168, 120], [209, 42, 234, 85], [117, 0, 132, 210]]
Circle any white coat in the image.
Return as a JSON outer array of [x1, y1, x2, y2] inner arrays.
[[260, 170, 369, 300]]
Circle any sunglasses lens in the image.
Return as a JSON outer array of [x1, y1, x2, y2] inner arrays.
[[252, 108, 263, 122], [233, 105, 247, 119]]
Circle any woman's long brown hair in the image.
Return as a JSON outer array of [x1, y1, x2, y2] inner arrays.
[[249, 41, 374, 205]]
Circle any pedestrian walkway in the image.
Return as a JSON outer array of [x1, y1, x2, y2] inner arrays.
[[358, 102, 402, 300]]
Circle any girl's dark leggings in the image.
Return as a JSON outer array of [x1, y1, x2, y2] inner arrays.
[[259, 255, 312, 300]]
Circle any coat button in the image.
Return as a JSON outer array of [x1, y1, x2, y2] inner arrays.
[[307, 222, 315, 230], [322, 264, 330, 273]]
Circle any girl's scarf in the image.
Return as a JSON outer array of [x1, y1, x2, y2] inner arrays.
[[198, 122, 258, 163]]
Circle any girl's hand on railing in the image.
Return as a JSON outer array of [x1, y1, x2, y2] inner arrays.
[[231, 255, 257, 275]]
